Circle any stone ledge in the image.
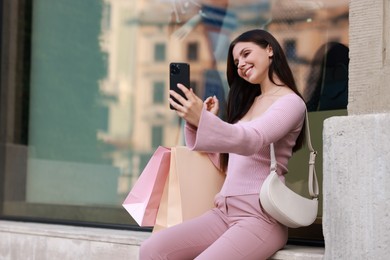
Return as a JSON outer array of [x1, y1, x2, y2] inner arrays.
[[0, 220, 324, 259], [270, 245, 324, 260], [0, 220, 150, 245]]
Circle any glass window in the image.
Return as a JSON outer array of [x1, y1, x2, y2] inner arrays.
[[0, 0, 349, 243]]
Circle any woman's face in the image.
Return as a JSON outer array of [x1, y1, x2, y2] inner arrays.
[[232, 41, 273, 85]]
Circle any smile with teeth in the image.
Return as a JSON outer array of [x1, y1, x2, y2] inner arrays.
[[244, 66, 253, 77]]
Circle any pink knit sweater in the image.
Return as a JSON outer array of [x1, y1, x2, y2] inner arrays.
[[185, 93, 306, 196]]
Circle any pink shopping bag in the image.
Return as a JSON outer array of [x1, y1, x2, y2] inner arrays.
[[122, 146, 170, 226]]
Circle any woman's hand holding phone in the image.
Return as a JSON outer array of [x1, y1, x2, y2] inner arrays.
[[169, 84, 220, 127], [169, 62, 219, 126], [169, 84, 204, 127]]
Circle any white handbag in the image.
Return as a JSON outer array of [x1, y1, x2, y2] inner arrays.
[[259, 110, 319, 228]]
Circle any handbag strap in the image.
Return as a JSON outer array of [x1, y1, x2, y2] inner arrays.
[[270, 109, 319, 199]]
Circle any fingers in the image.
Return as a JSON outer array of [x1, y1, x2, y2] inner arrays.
[[170, 84, 203, 107], [204, 96, 219, 106], [169, 85, 202, 127], [168, 97, 181, 110], [177, 83, 193, 98], [212, 95, 219, 106], [203, 95, 220, 115], [169, 87, 187, 108], [204, 96, 212, 105], [170, 84, 191, 99], [169, 92, 186, 109]]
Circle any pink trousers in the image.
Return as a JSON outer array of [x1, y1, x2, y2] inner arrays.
[[139, 193, 288, 260]]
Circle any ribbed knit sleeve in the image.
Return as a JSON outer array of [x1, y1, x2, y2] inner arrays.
[[187, 94, 305, 155], [184, 122, 220, 170], [185, 93, 305, 196]]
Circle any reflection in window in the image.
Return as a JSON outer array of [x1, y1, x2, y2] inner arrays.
[[304, 42, 349, 111], [190, 81, 197, 93], [152, 126, 163, 148], [153, 81, 165, 104], [187, 42, 199, 61], [154, 43, 166, 61], [284, 39, 297, 60]]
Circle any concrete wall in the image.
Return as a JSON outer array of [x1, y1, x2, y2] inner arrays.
[[323, 114, 390, 259], [348, 0, 390, 114], [323, 0, 390, 259]]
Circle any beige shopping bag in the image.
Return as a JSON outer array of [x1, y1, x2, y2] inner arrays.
[[153, 146, 225, 232]]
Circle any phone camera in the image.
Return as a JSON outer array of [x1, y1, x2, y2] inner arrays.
[[170, 64, 181, 75]]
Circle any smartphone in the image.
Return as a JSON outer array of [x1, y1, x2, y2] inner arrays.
[[169, 62, 190, 110]]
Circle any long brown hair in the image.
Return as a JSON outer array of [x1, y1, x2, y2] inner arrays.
[[220, 29, 305, 172]]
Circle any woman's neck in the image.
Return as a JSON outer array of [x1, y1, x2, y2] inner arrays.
[[259, 74, 285, 95], [260, 86, 283, 96]]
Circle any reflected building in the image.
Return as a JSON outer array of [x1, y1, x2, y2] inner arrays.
[[97, 0, 216, 196], [269, 0, 349, 94], [97, 0, 348, 197]]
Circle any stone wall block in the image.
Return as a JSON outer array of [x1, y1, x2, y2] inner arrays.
[[323, 113, 390, 259]]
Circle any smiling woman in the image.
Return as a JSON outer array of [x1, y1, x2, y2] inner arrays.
[[233, 42, 273, 85], [143, 29, 307, 259]]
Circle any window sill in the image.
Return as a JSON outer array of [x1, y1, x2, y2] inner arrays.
[[0, 220, 324, 259]]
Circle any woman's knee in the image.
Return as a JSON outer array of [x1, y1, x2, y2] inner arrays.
[[139, 233, 171, 260], [139, 240, 148, 259], [139, 237, 157, 260]]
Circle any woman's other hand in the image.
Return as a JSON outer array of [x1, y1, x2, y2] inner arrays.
[[204, 95, 219, 116], [169, 84, 204, 127]]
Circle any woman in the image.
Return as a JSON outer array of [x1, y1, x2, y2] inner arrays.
[[139, 29, 306, 260]]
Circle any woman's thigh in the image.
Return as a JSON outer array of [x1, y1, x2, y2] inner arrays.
[[195, 194, 288, 260], [139, 209, 228, 260], [195, 217, 287, 260]]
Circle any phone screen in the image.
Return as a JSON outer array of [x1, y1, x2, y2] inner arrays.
[[169, 62, 190, 110]]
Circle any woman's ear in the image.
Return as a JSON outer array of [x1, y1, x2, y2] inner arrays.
[[267, 45, 274, 58]]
